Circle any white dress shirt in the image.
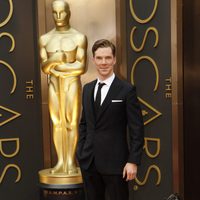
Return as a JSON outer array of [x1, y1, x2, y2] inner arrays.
[[94, 73, 115, 105]]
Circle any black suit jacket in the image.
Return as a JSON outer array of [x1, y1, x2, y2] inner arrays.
[[76, 76, 144, 175]]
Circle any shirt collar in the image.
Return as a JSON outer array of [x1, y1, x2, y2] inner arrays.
[[97, 73, 115, 87]]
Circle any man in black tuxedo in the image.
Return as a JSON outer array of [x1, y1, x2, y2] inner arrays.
[[76, 39, 144, 200]]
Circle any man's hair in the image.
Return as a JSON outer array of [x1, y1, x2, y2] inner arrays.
[[92, 39, 116, 57]]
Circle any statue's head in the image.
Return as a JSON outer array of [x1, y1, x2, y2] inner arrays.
[[52, 0, 70, 27]]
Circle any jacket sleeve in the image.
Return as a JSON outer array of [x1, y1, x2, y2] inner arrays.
[[126, 86, 144, 165], [77, 87, 87, 159]]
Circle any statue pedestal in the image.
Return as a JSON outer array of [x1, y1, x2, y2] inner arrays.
[[39, 184, 85, 200], [39, 168, 85, 200]]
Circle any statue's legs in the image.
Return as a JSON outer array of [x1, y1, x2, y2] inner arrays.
[[49, 80, 64, 173], [48, 77, 81, 175], [64, 78, 81, 174]]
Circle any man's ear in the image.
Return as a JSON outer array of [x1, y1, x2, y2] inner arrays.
[[92, 56, 95, 63]]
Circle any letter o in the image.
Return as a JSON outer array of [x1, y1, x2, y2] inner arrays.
[[129, 0, 158, 24], [0, 0, 13, 28]]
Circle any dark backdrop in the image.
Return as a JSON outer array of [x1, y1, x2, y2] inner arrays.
[[125, 0, 173, 200], [0, 1, 43, 200]]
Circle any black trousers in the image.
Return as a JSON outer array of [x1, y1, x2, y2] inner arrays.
[[81, 160, 129, 200]]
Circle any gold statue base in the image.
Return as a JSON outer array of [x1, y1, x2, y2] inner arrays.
[[39, 167, 83, 186]]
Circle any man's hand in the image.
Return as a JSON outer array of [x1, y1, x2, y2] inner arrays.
[[123, 163, 137, 181]]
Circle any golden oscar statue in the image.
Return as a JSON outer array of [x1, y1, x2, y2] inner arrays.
[[38, 0, 87, 186]]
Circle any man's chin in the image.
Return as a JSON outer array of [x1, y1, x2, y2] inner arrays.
[[99, 72, 108, 76], [99, 69, 109, 73]]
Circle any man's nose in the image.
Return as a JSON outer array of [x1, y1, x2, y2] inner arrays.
[[102, 58, 106, 64]]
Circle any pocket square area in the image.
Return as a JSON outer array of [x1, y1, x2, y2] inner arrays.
[[112, 100, 123, 102]]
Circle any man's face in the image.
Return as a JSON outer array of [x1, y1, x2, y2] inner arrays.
[[93, 47, 116, 80], [52, 1, 70, 27]]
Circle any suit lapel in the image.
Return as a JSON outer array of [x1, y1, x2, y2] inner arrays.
[[96, 76, 122, 121]]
